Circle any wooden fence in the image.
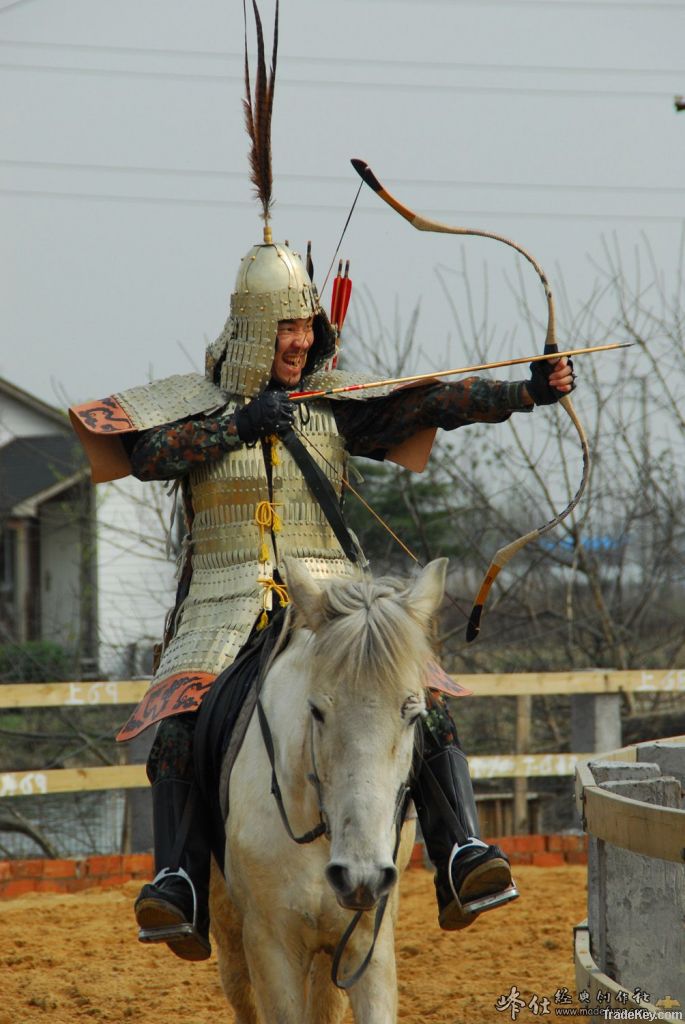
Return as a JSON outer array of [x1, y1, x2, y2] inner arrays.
[[1, 669, 683, 803]]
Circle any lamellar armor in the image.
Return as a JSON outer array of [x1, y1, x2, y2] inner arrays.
[[70, 239, 386, 739]]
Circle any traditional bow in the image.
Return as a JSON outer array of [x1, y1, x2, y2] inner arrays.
[[351, 158, 590, 642]]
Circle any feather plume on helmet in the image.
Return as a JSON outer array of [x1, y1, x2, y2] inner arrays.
[[242, 0, 277, 240], [206, 0, 335, 399]]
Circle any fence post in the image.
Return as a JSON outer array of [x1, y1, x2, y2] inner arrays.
[[513, 695, 531, 833], [122, 730, 154, 854], [571, 692, 622, 756]]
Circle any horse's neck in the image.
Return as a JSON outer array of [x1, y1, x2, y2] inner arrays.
[[261, 629, 313, 787]]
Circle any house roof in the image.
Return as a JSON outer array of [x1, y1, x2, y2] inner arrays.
[[0, 435, 88, 518], [0, 377, 70, 433]]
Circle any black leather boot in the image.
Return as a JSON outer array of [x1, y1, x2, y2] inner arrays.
[[134, 778, 212, 961], [412, 743, 518, 930]]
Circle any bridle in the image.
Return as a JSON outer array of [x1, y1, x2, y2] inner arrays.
[[255, 670, 412, 989]]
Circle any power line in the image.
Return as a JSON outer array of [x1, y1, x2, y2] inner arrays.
[[0, 38, 681, 78], [0, 0, 43, 11], [0, 61, 675, 100], [361, 0, 683, 8], [2, 186, 683, 223], [2, 158, 684, 196]]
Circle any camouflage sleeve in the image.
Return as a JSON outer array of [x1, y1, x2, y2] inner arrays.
[[129, 413, 242, 481], [332, 377, 533, 458]]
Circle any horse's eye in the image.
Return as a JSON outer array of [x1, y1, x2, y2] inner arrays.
[[309, 703, 325, 724], [402, 696, 425, 725]]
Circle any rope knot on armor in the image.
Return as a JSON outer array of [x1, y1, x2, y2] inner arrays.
[[256, 576, 290, 630], [255, 499, 283, 564]]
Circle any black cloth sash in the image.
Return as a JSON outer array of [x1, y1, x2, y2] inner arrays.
[[278, 427, 360, 564]]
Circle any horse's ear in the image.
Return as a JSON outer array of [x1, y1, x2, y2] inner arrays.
[[407, 558, 448, 622], [283, 557, 325, 631]]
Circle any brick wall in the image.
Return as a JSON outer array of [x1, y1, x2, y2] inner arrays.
[[0, 835, 588, 900], [0, 853, 153, 899]]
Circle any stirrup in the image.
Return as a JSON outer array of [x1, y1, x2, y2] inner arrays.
[[136, 866, 209, 959], [440, 840, 519, 930]]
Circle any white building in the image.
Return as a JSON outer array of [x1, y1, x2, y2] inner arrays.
[[0, 377, 176, 679]]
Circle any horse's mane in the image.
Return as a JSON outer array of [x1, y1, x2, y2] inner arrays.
[[303, 574, 434, 697]]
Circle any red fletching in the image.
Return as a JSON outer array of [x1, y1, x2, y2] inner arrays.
[[330, 259, 343, 327], [337, 260, 352, 331]]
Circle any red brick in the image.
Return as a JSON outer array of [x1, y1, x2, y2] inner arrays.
[[122, 853, 153, 875], [10, 859, 44, 879], [42, 859, 79, 879], [84, 854, 123, 877], [532, 852, 565, 867], [0, 862, 11, 881], [494, 836, 520, 853], [33, 880, 66, 894], [408, 843, 423, 867], [507, 852, 533, 865], [499, 835, 542, 854], [2, 879, 36, 898], [546, 835, 564, 852], [66, 878, 98, 893], [562, 834, 588, 853], [565, 851, 588, 865], [98, 874, 132, 889]]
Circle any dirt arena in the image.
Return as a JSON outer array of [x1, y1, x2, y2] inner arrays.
[[1, 863, 586, 1024]]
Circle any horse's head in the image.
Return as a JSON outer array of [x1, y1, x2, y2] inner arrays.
[[284, 558, 447, 912]]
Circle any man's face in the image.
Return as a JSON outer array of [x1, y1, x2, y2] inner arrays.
[[271, 317, 315, 387]]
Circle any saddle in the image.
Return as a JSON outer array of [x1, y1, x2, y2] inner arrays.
[[192, 607, 292, 871]]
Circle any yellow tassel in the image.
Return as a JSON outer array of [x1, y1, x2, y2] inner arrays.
[[256, 610, 269, 631], [255, 499, 283, 563]]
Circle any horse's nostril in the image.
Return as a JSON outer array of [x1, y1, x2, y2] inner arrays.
[[326, 861, 398, 903], [379, 864, 398, 894], [326, 862, 351, 896]]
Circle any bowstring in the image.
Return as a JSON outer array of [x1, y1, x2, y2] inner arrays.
[[319, 180, 364, 299]]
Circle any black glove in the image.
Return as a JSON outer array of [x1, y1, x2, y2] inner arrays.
[[234, 389, 295, 444], [526, 356, 575, 406]]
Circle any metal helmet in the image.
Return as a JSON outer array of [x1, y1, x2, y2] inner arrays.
[[207, 230, 328, 397]]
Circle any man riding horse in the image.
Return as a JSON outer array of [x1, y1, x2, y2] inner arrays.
[[70, 233, 572, 960], [69, 1, 573, 966]]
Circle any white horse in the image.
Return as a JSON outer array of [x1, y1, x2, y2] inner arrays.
[[209, 557, 447, 1024]]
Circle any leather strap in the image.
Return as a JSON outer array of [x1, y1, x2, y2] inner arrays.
[[278, 427, 360, 564], [330, 784, 410, 990]]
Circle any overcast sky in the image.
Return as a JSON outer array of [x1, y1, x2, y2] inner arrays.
[[2, 0, 684, 410]]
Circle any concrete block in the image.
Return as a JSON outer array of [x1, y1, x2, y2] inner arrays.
[[600, 777, 681, 809], [637, 741, 685, 802], [588, 760, 660, 785]]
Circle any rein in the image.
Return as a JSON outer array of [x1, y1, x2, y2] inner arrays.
[[256, 696, 328, 845], [330, 782, 410, 991]]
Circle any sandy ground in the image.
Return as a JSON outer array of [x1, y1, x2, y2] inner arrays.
[[0, 864, 586, 1024]]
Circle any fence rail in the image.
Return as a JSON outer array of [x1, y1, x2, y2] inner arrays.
[[1, 670, 682, 797], [1, 668, 684, 709]]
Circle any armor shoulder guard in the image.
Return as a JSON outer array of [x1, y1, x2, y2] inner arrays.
[[69, 373, 230, 483]]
